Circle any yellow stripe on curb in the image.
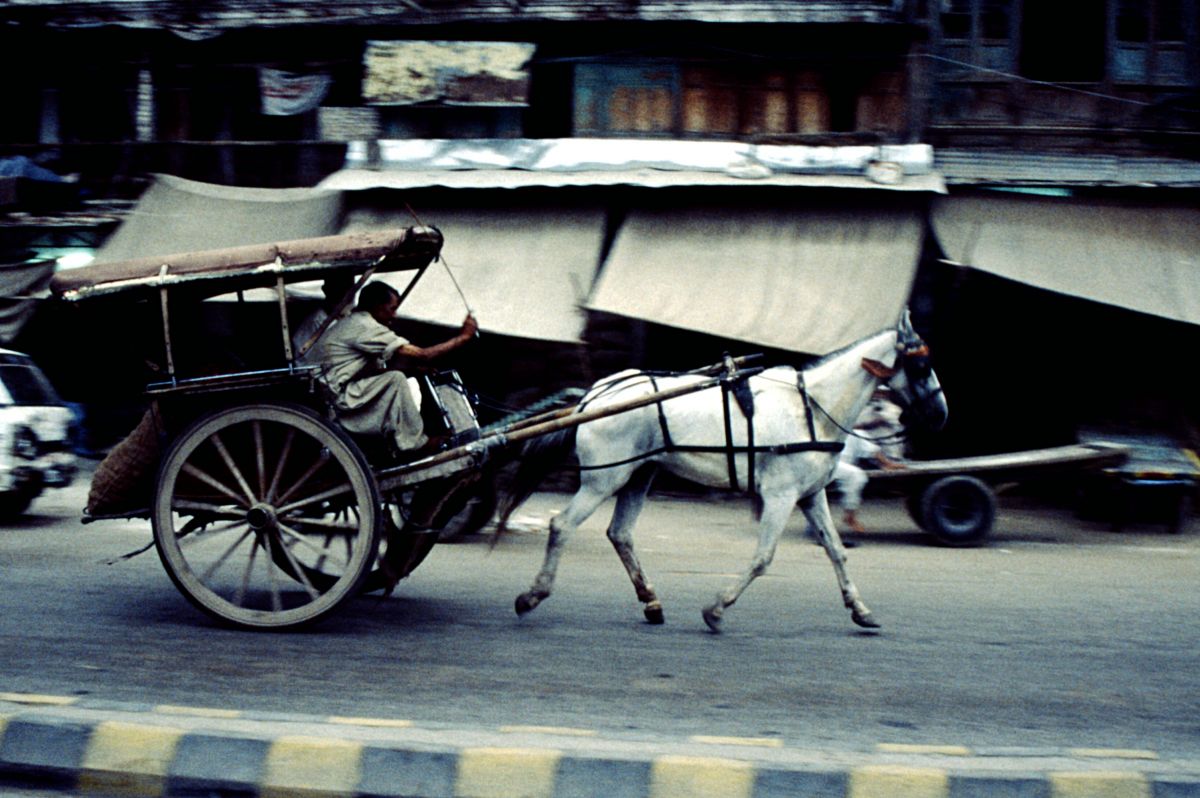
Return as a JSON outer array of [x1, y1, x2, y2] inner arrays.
[[456, 747, 561, 798], [649, 755, 755, 798], [261, 736, 363, 798], [327, 715, 414, 729], [77, 721, 185, 798], [1050, 771, 1151, 798], [1069, 748, 1159, 760], [849, 765, 949, 798], [0, 692, 77, 706], [154, 704, 242, 719], [499, 725, 598, 737], [690, 735, 784, 748], [876, 743, 972, 756]]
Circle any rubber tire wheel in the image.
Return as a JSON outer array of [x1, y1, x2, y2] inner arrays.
[[919, 475, 996, 547]]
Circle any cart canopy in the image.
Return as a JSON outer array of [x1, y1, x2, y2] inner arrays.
[[49, 227, 443, 302]]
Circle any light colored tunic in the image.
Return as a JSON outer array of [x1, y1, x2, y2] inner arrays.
[[319, 311, 427, 452]]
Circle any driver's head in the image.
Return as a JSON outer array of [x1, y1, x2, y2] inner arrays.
[[356, 281, 401, 326]]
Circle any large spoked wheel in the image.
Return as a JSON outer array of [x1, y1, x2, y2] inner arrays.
[[153, 403, 380, 630]]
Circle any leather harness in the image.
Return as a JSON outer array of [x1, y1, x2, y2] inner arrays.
[[578, 365, 843, 495]]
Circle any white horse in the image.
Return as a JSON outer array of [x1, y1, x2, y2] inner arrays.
[[497, 312, 948, 632]]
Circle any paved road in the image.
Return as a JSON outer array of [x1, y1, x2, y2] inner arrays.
[[2, 466, 1199, 763]]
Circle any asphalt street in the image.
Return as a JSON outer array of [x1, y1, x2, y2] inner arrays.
[[2, 464, 1199, 796]]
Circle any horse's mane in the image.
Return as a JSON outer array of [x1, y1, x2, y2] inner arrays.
[[799, 327, 895, 375]]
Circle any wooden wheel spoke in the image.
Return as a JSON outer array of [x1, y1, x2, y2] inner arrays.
[[234, 537, 261, 607], [266, 428, 296, 504], [277, 482, 356, 516], [281, 514, 358, 533], [275, 452, 332, 507], [266, 540, 283, 612], [272, 525, 325, 600], [199, 527, 254, 582], [180, 463, 251, 509], [211, 431, 258, 505], [253, 421, 266, 498]]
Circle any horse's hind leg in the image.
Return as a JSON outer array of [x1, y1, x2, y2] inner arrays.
[[606, 466, 664, 624], [801, 490, 880, 629], [702, 488, 798, 633], [515, 482, 611, 617]]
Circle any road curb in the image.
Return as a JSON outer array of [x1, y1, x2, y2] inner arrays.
[[3, 694, 1200, 797]]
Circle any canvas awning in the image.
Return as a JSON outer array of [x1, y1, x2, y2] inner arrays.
[[586, 197, 926, 355], [932, 194, 1200, 325], [0, 261, 54, 344], [94, 174, 343, 264], [342, 203, 605, 343]]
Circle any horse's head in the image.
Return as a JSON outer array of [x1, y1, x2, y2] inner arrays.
[[862, 311, 948, 432]]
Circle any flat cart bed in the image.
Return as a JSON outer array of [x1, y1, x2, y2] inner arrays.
[[857, 443, 1130, 546]]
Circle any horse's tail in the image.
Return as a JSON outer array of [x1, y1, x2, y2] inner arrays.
[[491, 427, 578, 542]]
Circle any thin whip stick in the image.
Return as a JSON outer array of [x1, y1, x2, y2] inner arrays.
[[405, 203, 473, 315]]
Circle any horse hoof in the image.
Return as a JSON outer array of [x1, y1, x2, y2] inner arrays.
[[852, 609, 881, 629], [702, 606, 723, 634], [515, 593, 541, 616], [644, 601, 664, 625]]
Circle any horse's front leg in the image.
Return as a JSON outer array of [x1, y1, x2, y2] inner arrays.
[[702, 488, 798, 633], [516, 484, 609, 617], [801, 489, 881, 629], [606, 466, 664, 624]]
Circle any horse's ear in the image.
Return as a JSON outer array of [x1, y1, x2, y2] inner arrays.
[[862, 358, 897, 379]]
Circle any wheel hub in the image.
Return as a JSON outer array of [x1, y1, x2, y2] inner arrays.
[[246, 503, 278, 531]]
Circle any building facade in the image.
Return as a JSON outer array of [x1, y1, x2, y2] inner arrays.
[[2, 0, 1199, 457]]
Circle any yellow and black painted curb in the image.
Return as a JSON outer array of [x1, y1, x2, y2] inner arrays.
[[2, 693, 1199, 797]]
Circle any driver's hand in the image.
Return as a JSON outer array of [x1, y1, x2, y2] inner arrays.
[[461, 314, 479, 338]]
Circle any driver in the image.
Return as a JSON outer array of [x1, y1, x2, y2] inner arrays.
[[319, 280, 477, 457]]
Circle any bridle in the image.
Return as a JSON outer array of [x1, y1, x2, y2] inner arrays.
[[893, 339, 945, 430]]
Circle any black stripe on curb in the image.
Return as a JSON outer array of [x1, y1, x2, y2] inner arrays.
[[4, 711, 1200, 797]]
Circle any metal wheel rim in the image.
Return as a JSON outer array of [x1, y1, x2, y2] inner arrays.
[[153, 404, 379, 629]]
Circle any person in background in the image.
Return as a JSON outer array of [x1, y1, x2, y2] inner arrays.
[[292, 273, 356, 365], [834, 387, 906, 537], [319, 280, 477, 458]]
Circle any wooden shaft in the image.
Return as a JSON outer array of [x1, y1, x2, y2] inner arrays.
[[377, 371, 736, 483]]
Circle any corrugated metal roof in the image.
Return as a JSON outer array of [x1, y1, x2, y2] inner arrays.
[[937, 149, 1200, 188], [1, 0, 908, 29], [317, 137, 945, 191]]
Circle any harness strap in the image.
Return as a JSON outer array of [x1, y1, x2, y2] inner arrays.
[[578, 441, 843, 471], [720, 381, 740, 492], [647, 375, 675, 449], [798, 371, 817, 441]]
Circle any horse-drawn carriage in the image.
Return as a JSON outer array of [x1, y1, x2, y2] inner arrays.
[[51, 227, 952, 634]]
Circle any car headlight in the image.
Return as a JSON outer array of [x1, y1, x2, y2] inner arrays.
[[13, 426, 40, 460]]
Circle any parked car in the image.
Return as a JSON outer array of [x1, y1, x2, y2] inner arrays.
[[0, 348, 75, 516]]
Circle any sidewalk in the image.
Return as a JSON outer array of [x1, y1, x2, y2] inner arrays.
[[3, 692, 1199, 798]]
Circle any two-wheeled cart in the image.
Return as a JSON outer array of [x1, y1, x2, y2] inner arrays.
[[50, 229, 761, 630], [863, 443, 1130, 546]]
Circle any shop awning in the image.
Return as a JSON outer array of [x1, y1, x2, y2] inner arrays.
[[932, 194, 1200, 325], [94, 174, 343, 264], [586, 197, 926, 355], [343, 203, 605, 343]]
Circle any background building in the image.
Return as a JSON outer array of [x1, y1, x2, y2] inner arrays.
[[1, 0, 1198, 461]]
